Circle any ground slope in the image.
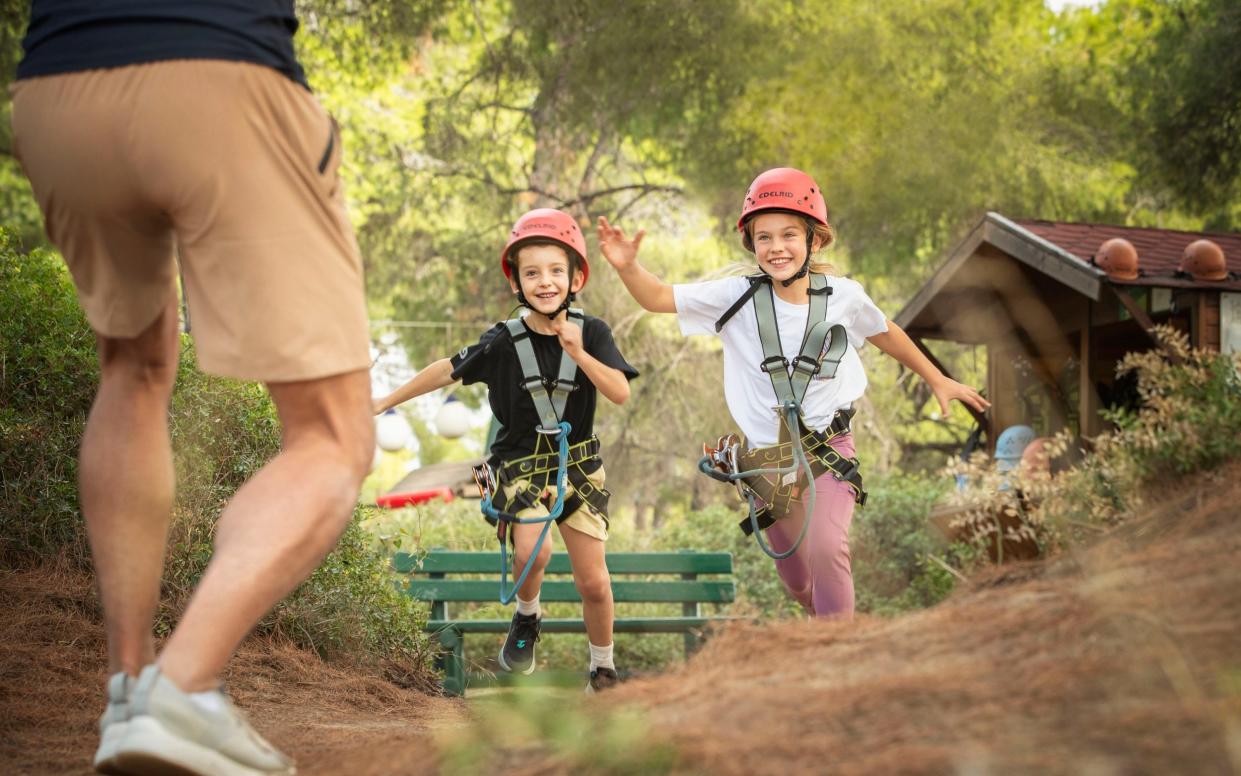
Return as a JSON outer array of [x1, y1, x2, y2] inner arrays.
[[3, 465, 1239, 775]]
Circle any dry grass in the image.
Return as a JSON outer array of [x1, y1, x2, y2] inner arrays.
[[2, 463, 1239, 775], [0, 557, 462, 775]]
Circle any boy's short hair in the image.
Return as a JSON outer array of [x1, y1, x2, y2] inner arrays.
[[506, 238, 586, 276]]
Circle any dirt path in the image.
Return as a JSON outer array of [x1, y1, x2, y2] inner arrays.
[[0, 565, 461, 775], [3, 465, 1240, 775]]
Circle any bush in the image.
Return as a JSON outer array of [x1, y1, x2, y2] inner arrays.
[[945, 326, 1241, 555], [0, 231, 96, 562], [368, 466, 965, 676], [851, 473, 965, 615], [0, 229, 434, 685]]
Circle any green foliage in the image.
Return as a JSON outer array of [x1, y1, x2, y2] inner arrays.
[[0, 231, 434, 683], [1124, 0, 1241, 214], [276, 517, 434, 686], [656, 504, 803, 620], [365, 466, 967, 678], [0, 231, 96, 561], [946, 326, 1241, 555], [851, 474, 961, 615], [437, 688, 676, 775]]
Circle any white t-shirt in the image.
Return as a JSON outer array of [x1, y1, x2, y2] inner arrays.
[[674, 275, 889, 447]]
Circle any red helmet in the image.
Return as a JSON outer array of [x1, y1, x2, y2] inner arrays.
[[500, 208, 590, 287], [1092, 238, 1139, 281], [1179, 239, 1227, 282], [737, 167, 828, 232]]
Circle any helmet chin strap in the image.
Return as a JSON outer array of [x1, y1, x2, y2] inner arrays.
[[780, 257, 811, 287], [775, 231, 816, 288]]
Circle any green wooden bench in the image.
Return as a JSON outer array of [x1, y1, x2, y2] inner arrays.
[[392, 549, 736, 695]]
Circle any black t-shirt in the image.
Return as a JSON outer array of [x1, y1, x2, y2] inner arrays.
[[450, 315, 639, 466], [17, 1, 309, 89]]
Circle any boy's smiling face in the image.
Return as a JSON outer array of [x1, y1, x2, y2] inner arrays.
[[510, 243, 583, 316]]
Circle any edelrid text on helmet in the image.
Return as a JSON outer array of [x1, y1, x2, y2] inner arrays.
[[737, 167, 828, 232]]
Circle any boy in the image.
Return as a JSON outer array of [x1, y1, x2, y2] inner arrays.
[[373, 208, 637, 691]]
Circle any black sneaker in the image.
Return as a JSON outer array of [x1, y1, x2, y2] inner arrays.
[[498, 611, 541, 674], [585, 666, 619, 694]]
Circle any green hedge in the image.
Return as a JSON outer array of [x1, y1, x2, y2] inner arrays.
[[0, 229, 435, 686]]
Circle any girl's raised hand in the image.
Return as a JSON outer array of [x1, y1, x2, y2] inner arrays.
[[597, 216, 645, 270], [931, 377, 991, 416]]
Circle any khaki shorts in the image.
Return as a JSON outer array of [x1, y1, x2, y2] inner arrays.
[[11, 60, 369, 382], [501, 465, 609, 542]]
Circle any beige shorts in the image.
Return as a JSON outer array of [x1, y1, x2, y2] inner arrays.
[[10, 60, 369, 382], [501, 465, 609, 542]]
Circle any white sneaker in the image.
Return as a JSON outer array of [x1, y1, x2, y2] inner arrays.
[[93, 671, 131, 774], [114, 664, 295, 776]]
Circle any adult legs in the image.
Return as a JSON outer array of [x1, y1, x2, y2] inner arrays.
[[158, 368, 373, 691], [79, 295, 181, 678]]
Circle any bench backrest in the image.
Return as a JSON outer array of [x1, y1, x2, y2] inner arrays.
[[394, 550, 735, 605]]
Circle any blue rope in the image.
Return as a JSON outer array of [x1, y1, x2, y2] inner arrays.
[[697, 403, 815, 561], [480, 421, 571, 604]]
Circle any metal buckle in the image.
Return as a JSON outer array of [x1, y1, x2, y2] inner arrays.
[[834, 457, 859, 482], [522, 376, 545, 392], [759, 355, 788, 374], [552, 378, 578, 393], [790, 355, 820, 377]]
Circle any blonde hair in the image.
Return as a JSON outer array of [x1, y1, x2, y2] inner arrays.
[[739, 217, 837, 275]]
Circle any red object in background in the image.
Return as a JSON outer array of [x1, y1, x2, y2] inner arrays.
[[375, 488, 455, 509]]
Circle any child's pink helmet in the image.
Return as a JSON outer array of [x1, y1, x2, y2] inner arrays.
[[500, 208, 590, 288], [737, 167, 829, 233]]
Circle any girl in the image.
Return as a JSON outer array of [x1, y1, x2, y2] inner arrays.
[[597, 167, 988, 618]]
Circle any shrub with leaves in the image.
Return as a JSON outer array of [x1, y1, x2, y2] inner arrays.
[[0, 229, 435, 686], [945, 326, 1241, 559]]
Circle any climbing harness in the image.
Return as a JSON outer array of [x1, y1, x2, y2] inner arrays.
[[696, 273, 867, 560], [472, 309, 609, 603]]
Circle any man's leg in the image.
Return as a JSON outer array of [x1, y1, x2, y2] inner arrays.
[[80, 295, 181, 678], [157, 368, 373, 691]]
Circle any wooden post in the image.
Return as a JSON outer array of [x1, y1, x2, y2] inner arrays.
[[680, 549, 702, 656], [1079, 299, 1099, 440], [429, 571, 450, 689], [438, 628, 466, 697]]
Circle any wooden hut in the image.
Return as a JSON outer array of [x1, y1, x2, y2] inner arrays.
[[896, 213, 1241, 446]]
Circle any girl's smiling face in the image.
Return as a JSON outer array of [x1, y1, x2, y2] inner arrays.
[[510, 243, 584, 316], [749, 212, 815, 282]]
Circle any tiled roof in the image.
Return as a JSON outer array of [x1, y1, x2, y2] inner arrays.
[[1014, 219, 1241, 286]]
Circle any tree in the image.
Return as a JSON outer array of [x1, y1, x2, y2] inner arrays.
[[1126, 0, 1241, 220]]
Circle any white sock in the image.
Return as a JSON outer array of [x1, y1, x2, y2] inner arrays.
[[516, 593, 540, 617], [188, 689, 226, 715], [589, 642, 614, 671]]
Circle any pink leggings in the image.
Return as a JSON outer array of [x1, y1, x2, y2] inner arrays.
[[763, 433, 858, 619]]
